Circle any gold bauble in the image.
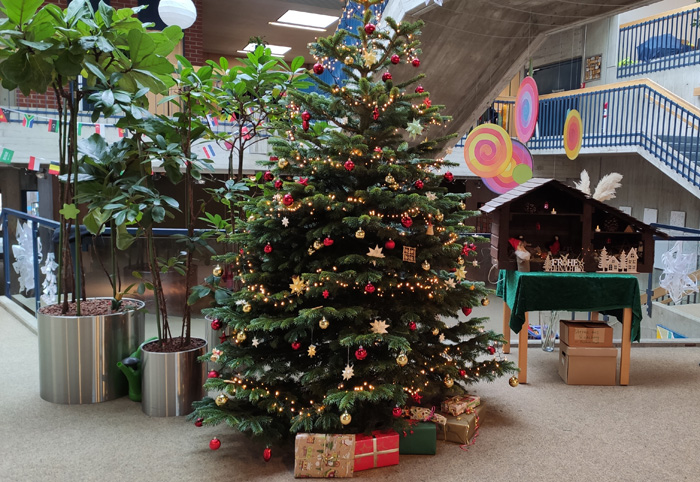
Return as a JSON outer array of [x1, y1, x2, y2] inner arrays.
[[340, 412, 352, 425], [432, 328, 440, 335], [458, 257, 464, 265], [278, 158, 289, 169], [444, 376, 454, 388], [435, 211, 444, 222], [215, 394, 228, 406], [385, 175, 395, 184], [481, 297, 490, 306], [236, 331, 247, 342], [242, 303, 252, 313], [313, 240, 323, 250], [421, 260, 430, 271], [396, 353, 408, 367], [212, 265, 223, 277], [459, 202, 466, 210], [344, 56, 354, 65], [319, 317, 329, 329], [390, 183, 399, 190], [509, 376, 519, 387], [355, 228, 365, 239]]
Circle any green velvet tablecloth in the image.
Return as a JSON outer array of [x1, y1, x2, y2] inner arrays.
[[496, 270, 643, 342]]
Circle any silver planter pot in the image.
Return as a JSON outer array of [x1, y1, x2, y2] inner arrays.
[[38, 298, 145, 404], [141, 338, 207, 417]]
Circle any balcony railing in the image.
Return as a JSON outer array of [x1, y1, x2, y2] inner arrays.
[[617, 4, 700, 78]]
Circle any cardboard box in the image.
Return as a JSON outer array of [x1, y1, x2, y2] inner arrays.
[[440, 394, 480, 416], [294, 433, 355, 478], [558, 342, 618, 385], [354, 429, 399, 471], [437, 402, 486, 445], [399, 422, 437, 455], [559, 320, 613, 347]]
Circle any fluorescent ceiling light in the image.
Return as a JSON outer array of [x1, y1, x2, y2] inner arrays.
[[276, 9, 338, 29], [239, 43, 291, 56], [268, 21, 326, 32]]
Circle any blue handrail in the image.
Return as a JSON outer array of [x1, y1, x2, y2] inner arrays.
[[617, 5, 700, 78]]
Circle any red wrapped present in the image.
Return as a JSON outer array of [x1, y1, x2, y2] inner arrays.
[[354, 430, 399, 471]]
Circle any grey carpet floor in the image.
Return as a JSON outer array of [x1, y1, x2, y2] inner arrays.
[[2, 308, 700, 482]]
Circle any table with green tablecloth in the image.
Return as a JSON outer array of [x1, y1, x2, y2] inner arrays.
[[496, 270, 643, 385]]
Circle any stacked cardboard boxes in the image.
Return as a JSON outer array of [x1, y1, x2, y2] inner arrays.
[[558, 320, 618, 385]]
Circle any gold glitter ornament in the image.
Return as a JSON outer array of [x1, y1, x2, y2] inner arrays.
[[432, 328, 440, 335], [396, 353, 408, 366], [313, 240, 323, 250], [435, 211, 444, 222], [355, 228, 365, 239], [319, 317, 329, 329], [344, 56, 354, 65], [481, 297, 490, 306], [385, 175, 395, 184], [340, 412, 352, 425], [278, 158, 289, 169], [236, 331, 247, 342], [242, 303, 252, 313], [444, 376, 454, 388], [422, 260, 431, 271], [509, 376, 519, 387], [215, 394, 228, 406], [212, 265, 223, 277]]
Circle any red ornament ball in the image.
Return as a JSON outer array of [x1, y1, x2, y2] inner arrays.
[[263, 171, 274, 182], [313, 63, 324, 75], [382, 72, 392, 82], [459, 369, 467, 377], [355, 346, 367, 360], [263, 447, 272, 462], [401, 216, 413, 228], [270, 156, 278, 161], [373, 107, 380, 121], [487, 346, 496, 355], [195, 417, 203, 427], [412, 58, 421, 67], [324, 237, 334, 247], [385, 239, 395, 250], [302, 120, 310, 132], [462, 307, 472, 317], [444, 171, 454, 182], [210, 318, 222, 330], [291, 341, 301, 350], [392, 406, 403, 417], [207, 370, 219, 379], [274, 179, 283, 190], [390, 54, 400, 64], [408, 321, 417, 331], [264, 243, 273, 254], [414, 179, 424, 189], [301, 111, 311, 122], [415, 85, 425, 93], [209, 438, 221, 450], [365, 283, 376, 294], [344, 159, 355, 171], [282, 194, 294, 206], [364, 23, 376, 35]]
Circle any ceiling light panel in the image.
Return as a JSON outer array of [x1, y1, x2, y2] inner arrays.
[[277, 9, 338, 28], [240, 43, 291, 56]]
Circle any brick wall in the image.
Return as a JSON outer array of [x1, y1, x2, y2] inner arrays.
[[184, 0, 204, 65]]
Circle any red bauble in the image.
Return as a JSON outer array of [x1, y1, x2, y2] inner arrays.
[[344, 159, 355, 171], [390, 54, 400, 64], [412, 58, 421, 67], [385, 239, 395, 250], [459, 369, 467, 377], [263, 447, 272, 462], [263, 171, 274, 181], [444, 171, 454, 182], [487, 346, 496, 355], [207, 370, 219, 378], [365, 283, 375, 294], [210, 318, 222, 330], [313, 63, 324, 75], [264, 243, 273, 254], [355, 346, 367, 360], [195, 417, 203, 427], [408, 321, 417, 331], [282, 194, 294, 206], [414, 179, 424, 189], [270, 156, 278, 161], [274, 179, 283, 190], [462, 307, 472, 317], [364, 23, 376, 35], [382, 72, 392, 82], [301, 111, 311, 122], [401, 216, 413, 228], [302, 120, 310, 132], [415, 85, 425, 93], [291, 341, 301, 350], [324, 237, 334, 247], [209, 438, 221, 450], [392, 406, 403, 417], [373, 107, 379, 121]]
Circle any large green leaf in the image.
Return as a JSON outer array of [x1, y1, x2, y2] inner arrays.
[[1, 0, 44, 25], [127, 29, 155, 64]]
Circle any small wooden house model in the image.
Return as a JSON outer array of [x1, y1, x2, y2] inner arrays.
[[479, 178, 667, 273]]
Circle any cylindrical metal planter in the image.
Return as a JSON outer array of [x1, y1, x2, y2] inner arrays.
[[141, 338, 207, 417], [38, 299, 145, 404]]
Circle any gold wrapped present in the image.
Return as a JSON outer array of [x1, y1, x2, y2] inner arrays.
[[294, 433, 355, 478], [437, 403, 486, 445]]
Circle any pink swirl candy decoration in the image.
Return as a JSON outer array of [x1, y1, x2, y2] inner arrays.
[[515, 76, 539, 144]]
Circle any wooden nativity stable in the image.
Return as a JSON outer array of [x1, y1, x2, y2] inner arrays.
[[479, 178, 667, 273]]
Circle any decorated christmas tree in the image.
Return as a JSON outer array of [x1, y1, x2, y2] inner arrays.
[[192, 0, 516, 449]]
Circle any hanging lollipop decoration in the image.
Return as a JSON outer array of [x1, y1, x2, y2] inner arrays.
[[563, 109, 583, 160], [463, 123, 512, 178], [514, 76, 539, 144], [481, 139, 533, 194]]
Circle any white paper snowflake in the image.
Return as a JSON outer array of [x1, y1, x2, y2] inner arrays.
[[426, 192, 437, 201], [282, 217, 289, 227], [659, 242, 699, 304], [40, 252, 58, 305], [342, 364, 354, 380], [252, 337, 260, 347], [12, 220, 41, 294]]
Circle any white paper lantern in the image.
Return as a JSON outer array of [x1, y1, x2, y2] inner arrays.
[[158, 0, 197, 29]]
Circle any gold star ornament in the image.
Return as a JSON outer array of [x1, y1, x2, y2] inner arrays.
[[370, 319, 390, 334], [454, 266, 467, 281], [290, 276, 308, 295]]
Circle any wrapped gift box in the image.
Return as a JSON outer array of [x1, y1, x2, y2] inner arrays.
[[354, 429, 399, 471], [437, 402, 486, 445], [399, 421, 437, 455], [440, 394, 480, 416], [294, 433, 355, 478]]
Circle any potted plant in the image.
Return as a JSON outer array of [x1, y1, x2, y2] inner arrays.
[[0, 0, 183, 403]]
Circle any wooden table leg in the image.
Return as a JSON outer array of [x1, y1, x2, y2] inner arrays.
[[619, 307, 632, 386], [518, 312, 529, 384], [503, 303, 511, 354]]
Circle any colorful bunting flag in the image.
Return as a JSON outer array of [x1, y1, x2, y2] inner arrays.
[[117, 128, 125, 138], [206, 115, 218, 128], [94, 124, 101, 134], [27, 156, 39, 171], [48, 119, 59, 133], [77, 123, 83, 136], [0, 108, 7, 123], [203, 145, 216, 159], [0, 147, 14, 163], [22, 114, 35, 128], [48, 163, 60, 175], [241, 126, 252, 140]]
